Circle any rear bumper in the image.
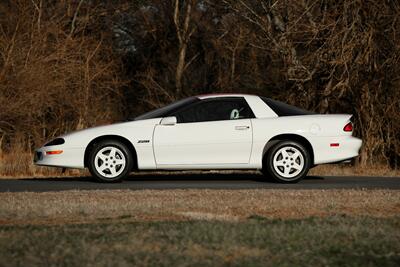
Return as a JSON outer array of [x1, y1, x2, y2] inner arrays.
[[34, 146, 85, 169], [311, 136, 362, 165]]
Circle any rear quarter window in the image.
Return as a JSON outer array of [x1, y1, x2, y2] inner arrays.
[[261, 97, 315, 116]]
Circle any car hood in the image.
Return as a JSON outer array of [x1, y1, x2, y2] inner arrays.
[[57, 118, 162, 148]]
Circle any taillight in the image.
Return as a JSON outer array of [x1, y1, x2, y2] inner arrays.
[[343, 122, 353, 132]]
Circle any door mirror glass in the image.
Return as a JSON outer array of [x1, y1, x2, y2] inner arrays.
[[160, 116, 177, 125]]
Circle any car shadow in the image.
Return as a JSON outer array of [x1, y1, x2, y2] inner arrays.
[[19, 171, 325, 183], [20, 176, 94, 182]]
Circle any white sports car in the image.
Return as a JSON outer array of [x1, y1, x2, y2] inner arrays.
[[34, 94, 362, 183]]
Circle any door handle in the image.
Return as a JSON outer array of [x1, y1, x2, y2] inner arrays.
[[235, 126, 250, 130]]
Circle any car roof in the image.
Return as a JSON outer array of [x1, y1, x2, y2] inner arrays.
[[196, 93, 256, 99]]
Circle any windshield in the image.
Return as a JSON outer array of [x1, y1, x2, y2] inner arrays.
[[134, 97, 200, 120]]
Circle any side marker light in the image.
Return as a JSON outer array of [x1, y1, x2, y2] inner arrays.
[[46, 150, 63, 155]]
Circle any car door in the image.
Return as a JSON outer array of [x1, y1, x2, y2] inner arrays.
[[153, 97, 254, 166]]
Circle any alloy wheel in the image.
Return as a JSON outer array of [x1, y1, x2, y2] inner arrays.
[[94, 146, 126, 178], [272, 146, 305, 179]]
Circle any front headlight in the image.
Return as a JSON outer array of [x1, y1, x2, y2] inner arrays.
[[44, 138, 65, 146]]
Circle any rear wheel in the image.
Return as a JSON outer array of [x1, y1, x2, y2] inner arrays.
[[88, 140, 133, 182], [262, 140, 310, 183]]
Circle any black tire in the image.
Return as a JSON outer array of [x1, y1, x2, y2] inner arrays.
[[87, 140, 133, 183], [262, 140, 310, 183]]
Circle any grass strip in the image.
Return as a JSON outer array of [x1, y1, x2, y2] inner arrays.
[[0, 216, 399, 267]]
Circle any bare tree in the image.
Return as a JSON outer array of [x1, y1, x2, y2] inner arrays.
[[173, 0, 197, 95]]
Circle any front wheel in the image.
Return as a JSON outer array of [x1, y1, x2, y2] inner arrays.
[[262, 140, 311, 183], [88, 140, 133, 182]]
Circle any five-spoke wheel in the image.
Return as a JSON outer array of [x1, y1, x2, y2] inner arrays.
[[88, 140, 133, 182], [263, 140, 310, 183], [94, 147, 126, 178]]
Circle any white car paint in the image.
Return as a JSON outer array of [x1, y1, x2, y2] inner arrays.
[[154, 119, 253, 165], [34, 94, 362, 171]]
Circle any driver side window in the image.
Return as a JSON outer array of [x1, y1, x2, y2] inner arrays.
[[173, 97, 255, 123]]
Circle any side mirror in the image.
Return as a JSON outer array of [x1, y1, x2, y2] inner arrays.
[[160, 116, 177, 126]]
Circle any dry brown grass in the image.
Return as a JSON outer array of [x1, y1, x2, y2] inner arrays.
[[309, 164, 400, 177], [0, 189, 399, 225]]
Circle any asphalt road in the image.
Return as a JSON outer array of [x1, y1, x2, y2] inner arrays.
[[0, 173, 399, 192]]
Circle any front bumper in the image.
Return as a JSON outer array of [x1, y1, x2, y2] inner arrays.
[[34, 146, 86, 169]]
